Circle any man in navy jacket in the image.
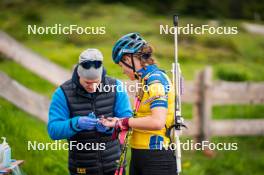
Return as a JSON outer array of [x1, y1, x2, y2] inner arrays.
[[48, 48, 132, 175]]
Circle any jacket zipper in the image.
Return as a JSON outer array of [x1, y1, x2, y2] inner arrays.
[[92, 96, 104, 175]]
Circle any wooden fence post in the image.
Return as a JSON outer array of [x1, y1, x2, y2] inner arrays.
[[192, 70, 202, 143], [201, 66, 213, 142], [194, 66, 213, 143]]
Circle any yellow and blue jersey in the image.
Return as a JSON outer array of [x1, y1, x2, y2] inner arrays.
[[131, 64, 175, 149]]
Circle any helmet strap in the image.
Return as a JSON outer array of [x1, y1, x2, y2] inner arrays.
[[120, 54, 139, 79], [120, 60, 133, 70], [130, 54, 139, 79]]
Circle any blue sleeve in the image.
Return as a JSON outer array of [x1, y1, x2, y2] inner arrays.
[[147, 71, 170, 93], [147, 71, 169, 109], [114, 80, 133, 118], [47, 87, 82, 140]]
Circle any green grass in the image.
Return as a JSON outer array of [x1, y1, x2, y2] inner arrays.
[[182, 104, 264, 120], [0, 58, 55, 98], [1, 98, 264, 175], [182, 136, 264, 175], [213, 105, 264, 119], [0, 97, 68, 175]]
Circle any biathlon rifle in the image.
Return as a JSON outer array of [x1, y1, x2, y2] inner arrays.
[[171, 15, 187, 175]]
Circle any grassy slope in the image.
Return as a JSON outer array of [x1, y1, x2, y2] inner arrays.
[[0, 98, 67, 175], [0, 2, 264, 175], [182, 136, 264, 175], [1, 98, 264, 175], [0, 3, 264, 81]]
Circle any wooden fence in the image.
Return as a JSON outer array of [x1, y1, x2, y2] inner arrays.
[[184, 67, 264, 141], [0, 30, 71, 85], [0, 72, 49, 122]]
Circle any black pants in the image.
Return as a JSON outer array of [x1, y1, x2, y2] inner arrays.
[[129, 148, 177, 175]]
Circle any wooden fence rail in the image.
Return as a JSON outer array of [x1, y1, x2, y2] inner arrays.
[[0, 71, 49, 123], [0, 30, 71, 85], [192, 67, 264, 141]]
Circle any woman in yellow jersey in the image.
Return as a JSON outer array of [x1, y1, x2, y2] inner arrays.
[[102, 33, 177, 175]]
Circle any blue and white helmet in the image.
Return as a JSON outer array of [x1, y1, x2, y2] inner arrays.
[[112, 33, 146, 64]]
